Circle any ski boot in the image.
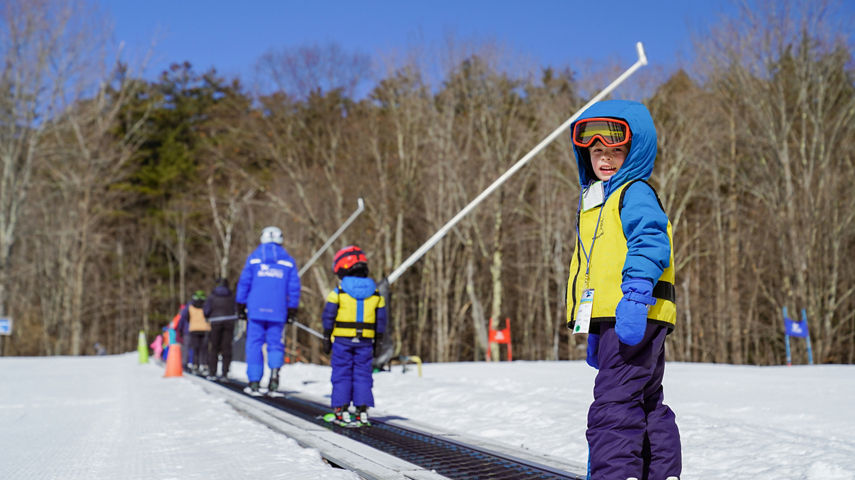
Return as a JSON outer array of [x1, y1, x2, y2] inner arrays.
[[268, 368, 280, 393], [334, 406, 352, 424], [356, 405, 370, 426], [245, 381, 261, 395]]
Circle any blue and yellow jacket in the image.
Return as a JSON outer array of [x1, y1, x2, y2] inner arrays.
[[566, 100, 676, 331], [322, 276, 387, 342]]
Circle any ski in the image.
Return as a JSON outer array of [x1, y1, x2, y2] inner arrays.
[[319, 412, 371, 428], [244, 387, 264, 397], [243, 382, 263, 396]]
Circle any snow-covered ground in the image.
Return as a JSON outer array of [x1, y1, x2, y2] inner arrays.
[[2, 353, 854, 480]]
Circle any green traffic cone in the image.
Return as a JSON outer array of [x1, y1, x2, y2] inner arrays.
[[138, 330, 149, 364]]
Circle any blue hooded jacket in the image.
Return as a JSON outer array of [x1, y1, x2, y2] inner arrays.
[[570, 100, 670, 284], [236, 243, 301, 322], [321, 276, 388, 336]]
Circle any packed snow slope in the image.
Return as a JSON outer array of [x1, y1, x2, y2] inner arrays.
[[0, 354, 357, 480], [1, 353, 854, 479]]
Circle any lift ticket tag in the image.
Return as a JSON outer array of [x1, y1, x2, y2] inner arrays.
[[574, 289, 594, 334], [582, 181, 604, 211]]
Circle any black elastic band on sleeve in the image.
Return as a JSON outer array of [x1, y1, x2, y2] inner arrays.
[[653, 281, 675, 302]]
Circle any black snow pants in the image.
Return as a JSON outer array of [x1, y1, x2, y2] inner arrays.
[[208, 320, 235, 377]]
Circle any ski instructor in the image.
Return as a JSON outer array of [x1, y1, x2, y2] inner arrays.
[[236, 226, 301, 394]]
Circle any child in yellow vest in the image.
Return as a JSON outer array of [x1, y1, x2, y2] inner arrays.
[[321, 246, 387, 425], [566, 100, 681, 480]]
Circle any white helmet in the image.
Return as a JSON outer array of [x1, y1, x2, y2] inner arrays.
[[260, 226, 283, 244]]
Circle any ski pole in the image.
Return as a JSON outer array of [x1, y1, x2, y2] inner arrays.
[[291, 320, 325, 339], [290, 197, 366, 339], [384, 42, 648, 286]]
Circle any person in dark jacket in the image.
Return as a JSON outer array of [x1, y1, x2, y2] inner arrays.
[[236, 226, 301, 395], [322, 245, 387, 425], [204, 278, 237, 380]]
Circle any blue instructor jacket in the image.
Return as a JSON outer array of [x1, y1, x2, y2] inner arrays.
[[236, 243, 301, 322]]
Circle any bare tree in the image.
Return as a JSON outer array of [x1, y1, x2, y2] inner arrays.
[[695, 0, 855, 362], [0, 0, 150, 355], [0, 0, 75, 343], [254, 43, 372, 101], [206, 173, 257, 280], [37, 68, 149, 354]]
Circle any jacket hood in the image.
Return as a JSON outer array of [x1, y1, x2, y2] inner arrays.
[[251, 242, 293, 264], [341, 276, 377, 300], [212, 284, 231, 297], [571, 100, 657, 196]]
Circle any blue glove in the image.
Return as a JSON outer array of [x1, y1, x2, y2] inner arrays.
[[586, 333, 599, 369], [615, 278, 656, 346]]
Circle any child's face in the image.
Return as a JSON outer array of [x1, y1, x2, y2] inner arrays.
[[589, 140, 627, 181]]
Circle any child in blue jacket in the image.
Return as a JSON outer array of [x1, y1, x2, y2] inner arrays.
[[322, 245, 387, 424], [566, 100, 681, 480]]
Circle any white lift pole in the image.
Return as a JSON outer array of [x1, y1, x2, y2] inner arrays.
[[384, 42, 649, 286], [292, 197, 366, 339]]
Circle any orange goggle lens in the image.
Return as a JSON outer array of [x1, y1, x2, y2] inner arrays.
[[572, 117, 630, 148]]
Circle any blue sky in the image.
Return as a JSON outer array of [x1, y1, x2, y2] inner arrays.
[[102, 1, 735, 77], [101, 0, 852, 87]]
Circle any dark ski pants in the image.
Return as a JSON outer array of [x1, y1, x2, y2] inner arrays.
[[330, 339, 375, 408], [587, 323, 681, 480], [208, 320, 235, 377], [188, 332, 208, 368]]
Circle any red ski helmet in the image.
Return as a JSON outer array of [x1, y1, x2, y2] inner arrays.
[[332, 245, 367, 276]]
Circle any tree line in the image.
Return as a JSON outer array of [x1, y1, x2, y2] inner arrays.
[[1, 0, 853, 364]]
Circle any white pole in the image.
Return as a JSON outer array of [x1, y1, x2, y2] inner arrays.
[[292, 320, 325, 339], [385, 42, 648, 285], [290, 197, 366, 340], [298, 197, 365, 277]]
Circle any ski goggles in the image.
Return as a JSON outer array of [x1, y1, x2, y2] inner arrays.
[[572, 117, 631, 148]]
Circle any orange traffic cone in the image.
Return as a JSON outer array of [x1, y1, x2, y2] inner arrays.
[[164, 343, 183, 377]]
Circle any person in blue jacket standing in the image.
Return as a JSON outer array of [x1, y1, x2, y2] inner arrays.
[[565, 100, 681, 480], [321, 245, 387, 424], [236, 226, 301, 394]]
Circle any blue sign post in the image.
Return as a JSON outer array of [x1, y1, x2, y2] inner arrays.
[[0, 317, 11, 357], [0, 317, 12, 336], [782, 307, 813, 366]]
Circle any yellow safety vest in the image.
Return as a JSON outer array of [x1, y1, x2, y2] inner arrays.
[[566, 180, 676, 331], [327, 287, 385, 340]]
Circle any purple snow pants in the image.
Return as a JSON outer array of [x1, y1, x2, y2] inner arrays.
[[330, 338, 375, 408], [587, 323, 681, 480]]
